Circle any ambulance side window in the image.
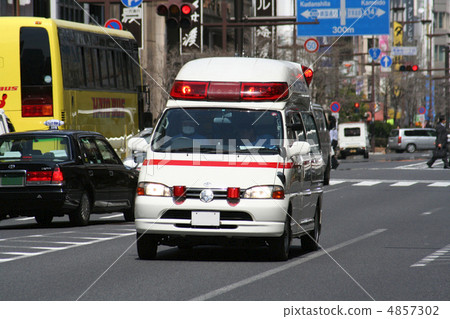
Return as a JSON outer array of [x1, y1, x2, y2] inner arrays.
[[286, 112, 306, 145], [301, 113, 320, 153]]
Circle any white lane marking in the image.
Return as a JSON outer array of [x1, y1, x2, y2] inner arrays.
[[15, 217, 35, 221], [391, 181, 418, 187], [191, 228, 387, 301], [411, 244, 450, 267], [331, 179, 449, 187], [428, 182, 450, 187], [329, 180, 346, 185], [99, 214, 124, 220], [352, 181, 382, 186], [0, 231, 135, 264]]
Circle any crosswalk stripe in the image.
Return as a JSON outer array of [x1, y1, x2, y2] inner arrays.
[[391, 181, 418, 187], [428, 182, 450, 187]]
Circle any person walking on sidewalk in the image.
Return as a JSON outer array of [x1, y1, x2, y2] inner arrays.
[[330, 121, 339, 169], [427, 115, 449, 169]]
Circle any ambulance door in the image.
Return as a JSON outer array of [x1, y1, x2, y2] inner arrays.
[[285, 111, 312, 235], [300, 112, 322, 223]]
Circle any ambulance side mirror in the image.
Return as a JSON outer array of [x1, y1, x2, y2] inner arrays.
[[287, 141, 310, 157]]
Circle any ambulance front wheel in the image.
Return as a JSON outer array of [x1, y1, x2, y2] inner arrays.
[[268, 217, 291, 261], [137, 233, 158, 260]]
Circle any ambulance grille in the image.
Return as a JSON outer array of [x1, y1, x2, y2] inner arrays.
[[161, 210, 253, 221]]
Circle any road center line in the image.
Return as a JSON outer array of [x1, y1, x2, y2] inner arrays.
[[190, 228, 387, 301]]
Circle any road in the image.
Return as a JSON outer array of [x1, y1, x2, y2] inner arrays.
[[0, 151, 449, 302]]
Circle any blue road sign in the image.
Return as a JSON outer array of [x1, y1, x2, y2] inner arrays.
[[297, 0, 390, 37], [104, 19, 123, 30], [330, 101, 341, 113], [380, 55, 392, 68], [369, 48, 381, 60], [121, 0, 142, 8]]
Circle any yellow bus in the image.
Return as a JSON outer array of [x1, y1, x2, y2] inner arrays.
[[0, 17, 144, 158]]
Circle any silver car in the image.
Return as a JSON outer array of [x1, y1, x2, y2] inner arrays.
[[387, 128, 436, 153]]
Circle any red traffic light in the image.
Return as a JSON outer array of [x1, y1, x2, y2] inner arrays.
[[354, 102, 360, 108], [181, 4, 192, 15], [399, 64, 419, 72]]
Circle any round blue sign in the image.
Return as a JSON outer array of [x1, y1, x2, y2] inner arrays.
[[121, 0, 143, 8], [330, 101, 341, 113]]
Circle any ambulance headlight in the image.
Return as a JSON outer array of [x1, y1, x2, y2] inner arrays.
[[137, 182, 171, 197], [243, 185, 284, 199]]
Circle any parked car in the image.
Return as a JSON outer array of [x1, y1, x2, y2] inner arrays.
[[338, 122, 370, 159], [312, 104, 331, 185], [0, 123, 138, 225], [387, 128, 437, 153]]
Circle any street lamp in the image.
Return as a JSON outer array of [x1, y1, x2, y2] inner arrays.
[[425, 33, 450, 126]]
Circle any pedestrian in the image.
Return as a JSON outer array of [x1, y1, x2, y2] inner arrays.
[[330, 121, 339, 169], [427, 115, 449, 169]]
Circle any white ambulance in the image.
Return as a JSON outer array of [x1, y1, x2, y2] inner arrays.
[[135, 57, 325, 260]]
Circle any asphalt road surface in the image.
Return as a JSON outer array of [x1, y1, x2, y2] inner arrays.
[[1, 151, 449, 302]]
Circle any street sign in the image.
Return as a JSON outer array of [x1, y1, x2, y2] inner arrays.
[[296, 0, 390, 37], [369, 48, 381, 60], [104, 19, 123, 30], [330, 101, 341, 113], [121, 0, 142, 8], [418, 106, 426, 115], [391, 46, 417, 56], [304, 38, 319, 53], [380, 55, 392, 68]]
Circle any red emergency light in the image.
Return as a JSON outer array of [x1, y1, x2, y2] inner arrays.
[[170, 81, 289, 101]]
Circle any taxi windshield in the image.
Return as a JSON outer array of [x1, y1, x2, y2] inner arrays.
[[151, 108, 283, 154]]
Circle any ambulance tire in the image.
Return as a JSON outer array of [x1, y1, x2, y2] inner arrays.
[[137, 233, 158, 260], [269, 217, 291, 261], [301, 206, 321, 252]]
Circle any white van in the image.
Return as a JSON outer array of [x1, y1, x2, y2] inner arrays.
[[338, 122, 370, 159], [135, 57, 324, 260]]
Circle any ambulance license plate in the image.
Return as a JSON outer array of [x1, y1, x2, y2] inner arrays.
[[192, 211, 220, 226]]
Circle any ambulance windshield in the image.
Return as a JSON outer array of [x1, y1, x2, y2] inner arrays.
[[151, 108, 283, 154]]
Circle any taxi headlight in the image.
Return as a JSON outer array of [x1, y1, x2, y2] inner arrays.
[[243, 185, 284, 199], [137, 182, 172, 196]]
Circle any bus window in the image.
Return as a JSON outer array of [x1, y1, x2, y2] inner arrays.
[[83, 47, 95, 88], [106, 50, 116, 88], [99, 49, 109, 88], [20, 27, 53, 117]]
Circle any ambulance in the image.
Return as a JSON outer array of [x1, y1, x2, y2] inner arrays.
[[135, 57, 325, 260]]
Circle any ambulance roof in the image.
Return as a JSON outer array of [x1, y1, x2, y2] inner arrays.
[[175, 57, 310, 87]]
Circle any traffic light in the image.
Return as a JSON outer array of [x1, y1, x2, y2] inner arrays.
[[399, 64, 419, 72], [354, 102, 360, 113], [156, 1, 195, 29]]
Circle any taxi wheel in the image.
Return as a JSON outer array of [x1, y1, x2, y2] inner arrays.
[[35, 214, 53, 226], [123, 209, 134, 222], [123, 198, 135, 222], [269, 217, 291, 261], [301, 207, 321, 252], [137, 233, 158, 260], [69, 192, 91, 226]]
